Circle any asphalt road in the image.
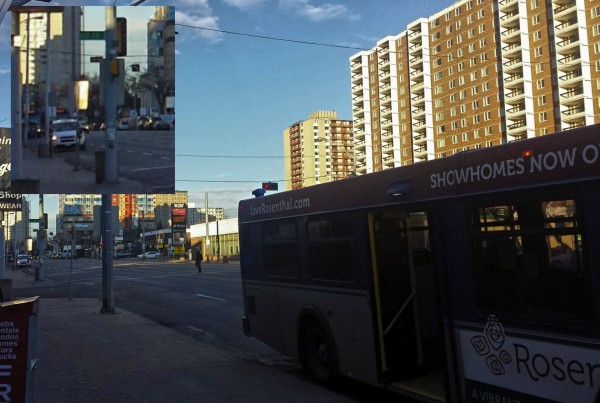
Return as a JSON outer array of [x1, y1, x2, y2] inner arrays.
[[65, 129, 175, 192], [13, 258, 408, 403]]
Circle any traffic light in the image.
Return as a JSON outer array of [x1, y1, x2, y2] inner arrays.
[[116, 17, 127, 56], [131, 64, 140, 72], [262, 182, 278, 191], [42, 213, 48, 230]]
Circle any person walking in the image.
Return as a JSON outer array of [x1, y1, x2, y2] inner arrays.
[[195, 247, 202, 273]]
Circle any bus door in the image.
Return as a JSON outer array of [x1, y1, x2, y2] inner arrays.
[[369, 209, 440, 381]]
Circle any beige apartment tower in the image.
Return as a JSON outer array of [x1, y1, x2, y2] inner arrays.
[[283, 111, 353, 190], [350, 0, 600, 175]]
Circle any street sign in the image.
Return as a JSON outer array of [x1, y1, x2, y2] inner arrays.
[[80, 31, 104, 40], [90, 56, 103, 63]]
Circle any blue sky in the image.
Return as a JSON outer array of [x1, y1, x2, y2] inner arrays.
[[1, 0, 452, 228]]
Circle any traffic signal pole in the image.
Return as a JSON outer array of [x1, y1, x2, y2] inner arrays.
[[101, 194, 114, 313], [103, 6, 118, 183]]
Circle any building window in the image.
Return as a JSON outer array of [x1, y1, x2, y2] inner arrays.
[[538, 95, 546, 105], [539, 112, 548, 122], [462, 132, 469, 141], [452, 135, 458, 144], [537, 79, 545, 89]]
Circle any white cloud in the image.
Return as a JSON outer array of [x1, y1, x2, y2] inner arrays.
[[0, 69, 9, 75], [279, 0, 360, 22], [175, 10, 223, 43], [223, 0, 268, 11]]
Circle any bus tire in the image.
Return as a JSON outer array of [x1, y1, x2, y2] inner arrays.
[[300, 317, 338, 385]]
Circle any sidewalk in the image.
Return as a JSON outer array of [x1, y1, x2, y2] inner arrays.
[[12, 141, 154, 194], [2, 268, 351, 402]]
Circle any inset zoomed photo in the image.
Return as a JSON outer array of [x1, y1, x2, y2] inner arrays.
[[10, 5, 175, 194]]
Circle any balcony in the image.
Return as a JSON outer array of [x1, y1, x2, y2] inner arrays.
[[499, 12, 520, 28], [502, 42, 521, 57], [505, 103, 526, 118], [554, 1, 576, 19], [561, 105, 586, 123], [380, 95, 392, 106], [555, 18, 578, 35], [413, 107, 425, 119], [410, 69, 424, 81], [503, 57, 523, 73], [409, 55, 423, 68], [413, 146, 429, 160], [556, 34, 579, 51], [505, 88, 525, 102], [352, 84, 364, 94], [501, 27, 520, 41], [381, 119, 393, 130], [352, 95, 364, 104], [413, 133, 427, 146], [560, 87, 584, 105], [412, 118, 426, 130], [498, 0, 518, 11], [408, 29, 422, 43], [381, 107, 392, 118], [351, 61, 362, 72], [558, 69, 582, 87], [504, 73, 524, 89], [557, 52, 581, 70], [409, 42, 423, 54], [379, 58, 391, 69]]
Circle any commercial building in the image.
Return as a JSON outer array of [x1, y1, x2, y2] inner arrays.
[[350, 0, 600, 174], [283, 111, 354, 190], [16, 7, 82, 116]]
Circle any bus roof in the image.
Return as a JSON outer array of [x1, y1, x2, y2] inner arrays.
[[239, 124, 600, 223]]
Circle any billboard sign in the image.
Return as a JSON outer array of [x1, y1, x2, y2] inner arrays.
[[0, 193, 22, 211], [171, 203, 187, 233]]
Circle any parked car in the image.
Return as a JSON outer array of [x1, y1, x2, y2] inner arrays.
[[153, 118, 171, 130], [114, 250, 132, 259], [137, 251, 160, 259], [136, 117, 149, 130], [50, 119, 87, 150], [16, 254, 31, 268], [117, 119, 130, 130]]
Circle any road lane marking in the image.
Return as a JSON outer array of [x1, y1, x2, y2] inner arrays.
[[194, 293, 226, 301]]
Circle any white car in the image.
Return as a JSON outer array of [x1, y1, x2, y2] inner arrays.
[[16, 254, 31, 268], [117, 120, 130, 130], [137, 251, 160, 259], [50, 119, 86, 150]]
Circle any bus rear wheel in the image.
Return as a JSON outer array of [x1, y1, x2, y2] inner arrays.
[[301, 319, 338, 385]]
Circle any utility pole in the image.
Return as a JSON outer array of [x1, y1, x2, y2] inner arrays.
[[37, 195, 45, 281], [45, 11, 52, 158], [101, 194, 114, 313], [103, 6, 118, 183]]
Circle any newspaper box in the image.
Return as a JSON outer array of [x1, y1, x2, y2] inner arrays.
[[0, 297, 39, 403]]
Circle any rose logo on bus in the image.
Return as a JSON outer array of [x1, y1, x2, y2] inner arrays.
[[470, 315, 512, 375]]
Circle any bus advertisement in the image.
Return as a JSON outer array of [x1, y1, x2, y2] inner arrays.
[[238, 124, 600, 402]]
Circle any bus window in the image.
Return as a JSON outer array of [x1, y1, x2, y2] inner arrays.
[[471, 199, 591, 321], [308, 216, 355, 282], [262, 220, 300, 278]]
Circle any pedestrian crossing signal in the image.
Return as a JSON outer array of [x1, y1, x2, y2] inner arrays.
[[262, 182, 278, 191]]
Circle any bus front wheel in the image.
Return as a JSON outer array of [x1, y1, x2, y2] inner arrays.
[[301, 318, 338, 385]]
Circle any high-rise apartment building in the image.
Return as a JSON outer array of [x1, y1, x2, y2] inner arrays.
[[16, 7, 82, 113], [350, 0, 600, 175], [283, 111, 353, 190]]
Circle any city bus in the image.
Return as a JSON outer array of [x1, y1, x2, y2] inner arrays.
[[238, 124, 600, 402]]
